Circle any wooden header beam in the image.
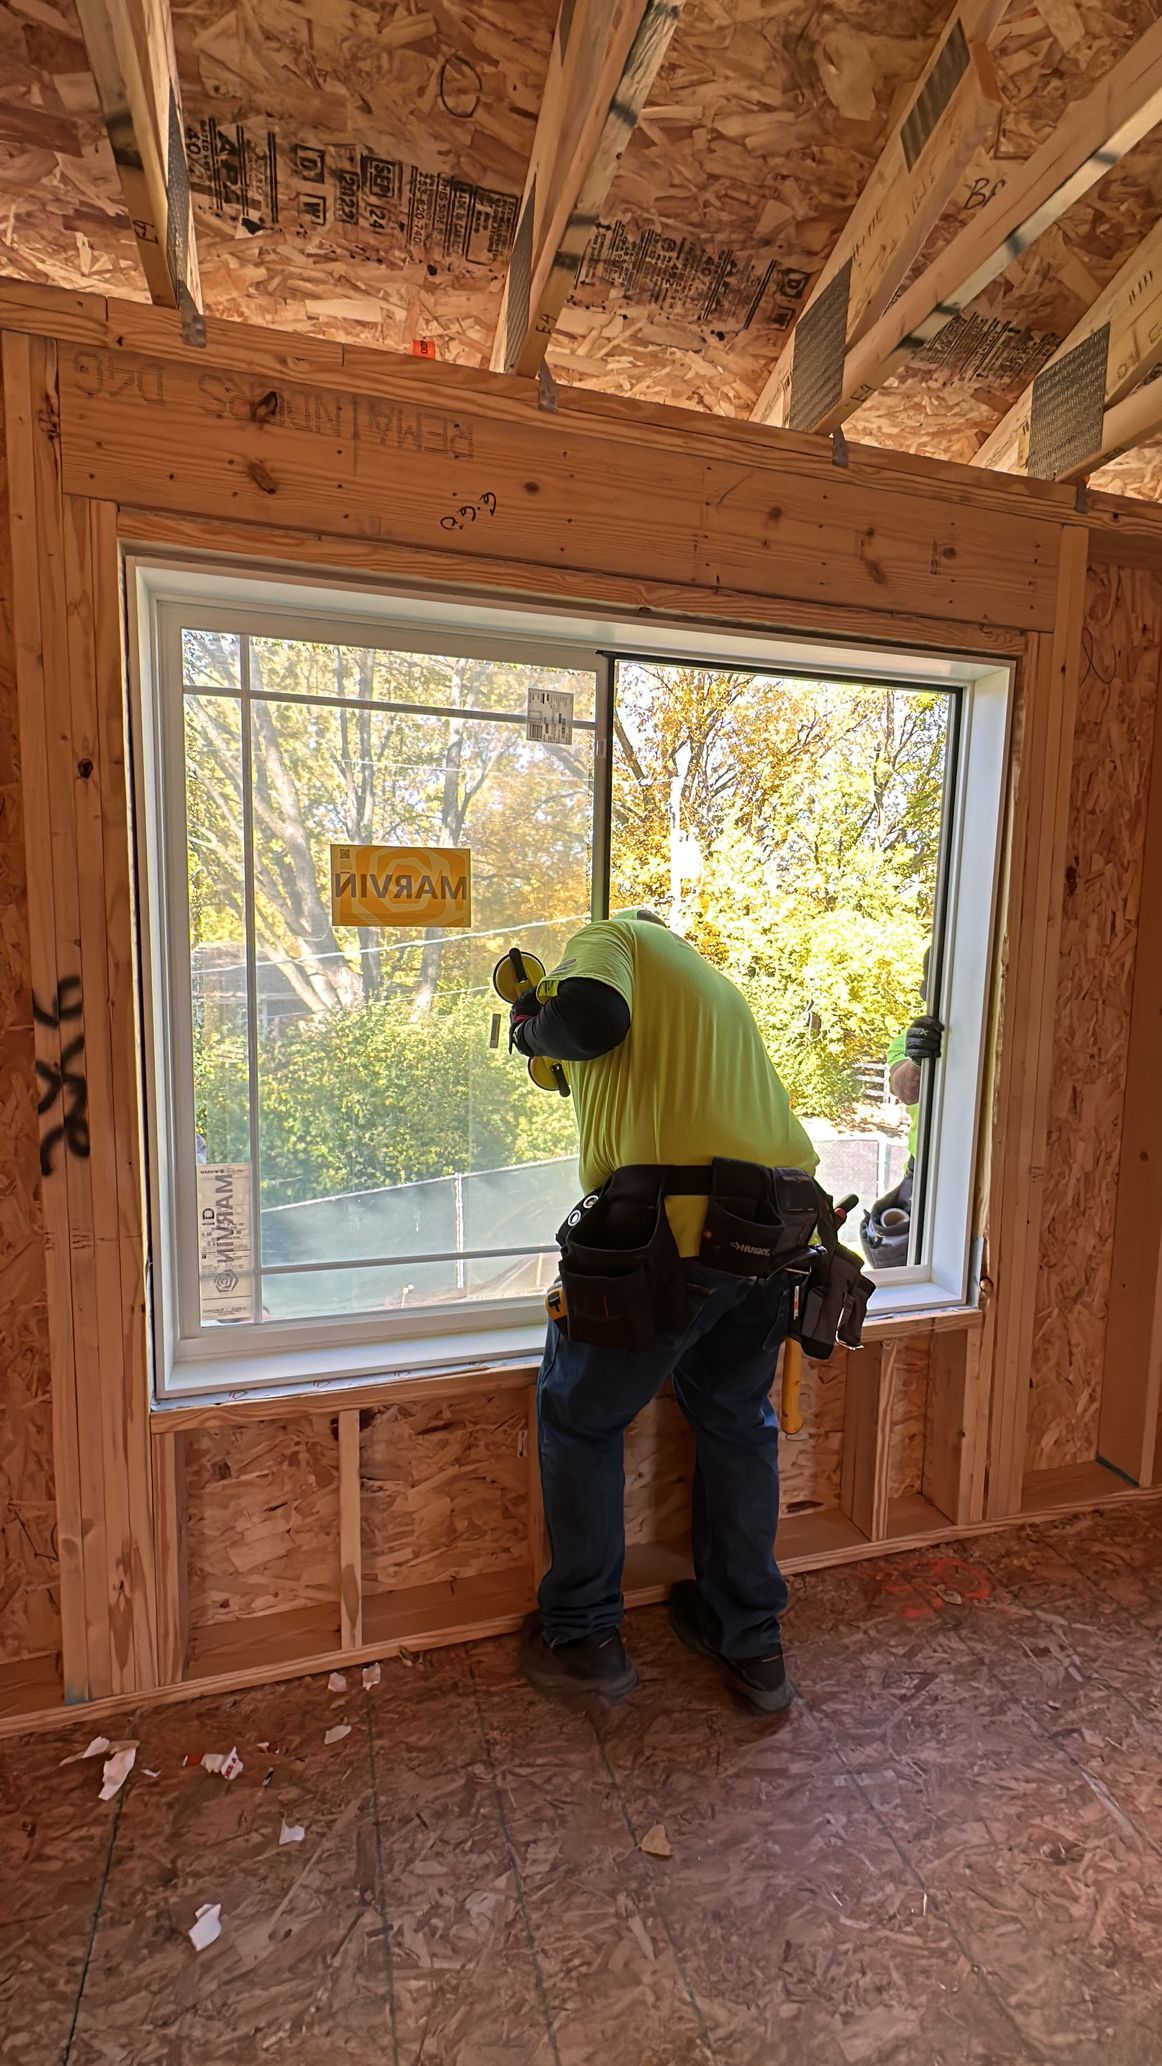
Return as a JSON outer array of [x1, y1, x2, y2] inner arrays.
[[751, 0, 1008, 431], [490, 0, 686, 378], [815, 15, 1162, 436], [974, 215, 1162, 476], [73, 0, 204, 345]]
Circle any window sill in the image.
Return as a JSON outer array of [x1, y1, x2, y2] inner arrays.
[[152, 1280, 979, 1421], [156, 1317, 550, 1412]]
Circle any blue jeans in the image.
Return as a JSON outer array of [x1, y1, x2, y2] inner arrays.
[[537, 1264, 792, 1659]]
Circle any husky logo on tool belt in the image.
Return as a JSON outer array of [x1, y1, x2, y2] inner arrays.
[[330, 844, 471, 928]]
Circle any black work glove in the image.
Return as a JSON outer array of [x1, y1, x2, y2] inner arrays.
[[509, 988, 541, 1055], [905, 1014, 943, 1063]]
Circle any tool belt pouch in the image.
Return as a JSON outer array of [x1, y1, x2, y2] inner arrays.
[[557, 1174, 689, 1352], [700, 1159, 819, 1277], [795, 1244, 874, 1359]]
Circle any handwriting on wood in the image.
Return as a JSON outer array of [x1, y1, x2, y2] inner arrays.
[[34, 977, 90, 1175], [440, 491, 497, 532]]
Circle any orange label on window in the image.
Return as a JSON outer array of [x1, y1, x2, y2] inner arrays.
[[329, 845, 471, 928]]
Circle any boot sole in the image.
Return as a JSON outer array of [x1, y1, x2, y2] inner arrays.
[[669, 1602, 794, 1715]]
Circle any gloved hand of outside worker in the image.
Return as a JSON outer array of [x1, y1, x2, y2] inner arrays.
[[904, 1014, 943, 1063], [509, 989, 542, 1055]]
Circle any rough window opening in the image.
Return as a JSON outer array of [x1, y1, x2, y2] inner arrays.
[[131, 565, 1010, 1402]]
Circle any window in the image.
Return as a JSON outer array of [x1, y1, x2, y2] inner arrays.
[[131, 564, 1010, 1401]]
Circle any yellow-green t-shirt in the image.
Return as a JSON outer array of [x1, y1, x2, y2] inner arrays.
[[538, 918, 817, 1256], [886, 1027, 919, 1160]]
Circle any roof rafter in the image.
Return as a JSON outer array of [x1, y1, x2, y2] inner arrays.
[[974, 213, 1162, 474], [750, 0, 1009, 432], [490, 0, 686, 378], [73, 0, 203, 344], [814, 14, 1162, 437]]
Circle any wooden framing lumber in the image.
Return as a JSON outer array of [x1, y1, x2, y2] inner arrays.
[[922, 1327, 988, 1524], [2, 334, 92, 1705], [1098, 641, 1162, 1487], [1080, 379, 1162, 484], [51, 336, 1061, 632], [490, 0, 686, 376], [975, 216, 1162, 476], [1, 332, 158, 1698], [984, 526, 1090, 1518], [72, 0, 203, 342], [527, 1389, 550, 1587], [751, 0, 1007, 429], [820, 16, 1162, 434], [840, 1344, 898, 1540], [338, 1412, 364, 1650], [152, 1430, 188, 1683]]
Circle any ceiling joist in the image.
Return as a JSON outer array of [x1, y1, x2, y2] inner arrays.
[[750, 0, 1009, 432], [73, 0, 203, 344], [817, 14, 1162, 437], [490, 0, 686, 378], [973, 213, 1162, 476]]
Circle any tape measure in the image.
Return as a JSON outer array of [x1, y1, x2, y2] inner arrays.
[[545, 1281, 568, 1326], [490, 946, 570, 1097]]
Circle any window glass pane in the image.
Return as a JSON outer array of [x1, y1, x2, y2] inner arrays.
[[187, 693, 250, 1170], [610, 661, 952, 1269], [249, 637, 596, 723], [182, 628, 240, 693], [182, 635, 594, 1327]]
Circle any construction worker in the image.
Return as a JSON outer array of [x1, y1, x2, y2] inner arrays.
[[508, 909, 818, 1715], [861, 950, 943, 1269]]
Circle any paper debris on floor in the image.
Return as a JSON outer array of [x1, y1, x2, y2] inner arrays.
[[188, 1903, 222, 1952], [324, 1723, 352, 1745], [362, 1662, 381, 1690], [99, 1746, 137, 1800], [201, 1747, 244, 1780], [60, 1736, 111, 1765], [279, 1820, 306, 1844], [144, 1769, 161, 1779], [639, 1823, 672, 1858], [327, 1671, 347, 1692]]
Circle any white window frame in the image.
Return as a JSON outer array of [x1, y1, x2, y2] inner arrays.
[[128, 556, 1012, 1408]]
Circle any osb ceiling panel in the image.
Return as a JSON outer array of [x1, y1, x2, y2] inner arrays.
[[0, 0, 1161, 497], [0, 0, 143, 296]]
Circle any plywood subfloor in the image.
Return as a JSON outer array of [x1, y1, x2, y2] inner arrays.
[[8, 1500, 1162, 2065]]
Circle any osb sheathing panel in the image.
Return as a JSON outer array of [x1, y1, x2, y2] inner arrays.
[[0, 0, 144, 300], [624, 1355, 851, 1536], [888, 1337, 934, 1500], [0, 386, 58, 1663], [624, 1333, 933, 1537], [1094, 430, 1162, 505], [185, 1417, 339, 1626], [360, 1393, 527, 1592], [1025, 562, 1162, 1473]]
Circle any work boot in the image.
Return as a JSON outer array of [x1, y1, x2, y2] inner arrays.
[[520, 1614, 639, 1705], [669, 1581, 793, 1715]]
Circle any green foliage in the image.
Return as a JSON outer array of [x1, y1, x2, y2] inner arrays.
[[611, 667, 942, 1115], [195, 992, 577, 1208]]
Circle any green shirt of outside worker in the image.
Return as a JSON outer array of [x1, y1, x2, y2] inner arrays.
[[538, 915, 817, 1257], [885, 1027, 919, 1161]]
